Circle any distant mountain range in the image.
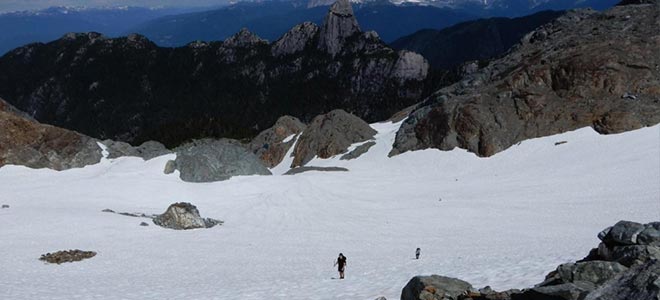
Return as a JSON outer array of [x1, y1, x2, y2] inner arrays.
[[0, 6, 196, 55], [391, 10, 564, 69], [0, 0, 619, 55]]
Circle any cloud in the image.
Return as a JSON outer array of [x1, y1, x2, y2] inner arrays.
[[0, 0, 231, 13]]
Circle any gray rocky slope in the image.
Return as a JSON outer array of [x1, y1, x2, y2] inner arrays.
[[400, 220, 660, 300], [391, 1, 660, 157]]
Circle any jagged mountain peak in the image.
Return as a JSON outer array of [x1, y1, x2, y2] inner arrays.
[[318, 0, 362, 55], [224, 28, 268, 47]]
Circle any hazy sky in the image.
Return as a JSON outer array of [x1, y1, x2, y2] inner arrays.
[[0, 0, 232, 13]]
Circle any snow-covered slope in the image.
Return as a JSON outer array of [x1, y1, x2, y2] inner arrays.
[[0, 122, 658, 300]]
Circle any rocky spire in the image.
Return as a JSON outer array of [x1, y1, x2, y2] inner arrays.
[[317, 0, 361, 56], [224, 28, 267, 48]]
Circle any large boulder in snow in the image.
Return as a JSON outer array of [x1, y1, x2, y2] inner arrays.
[[596, 221, 660, 267], [401, 275, 473, 300], [249, 116, 306, 168], [170, 139, 271, 182], [152, 202, 222, 230], [291, 109, 376, 167]]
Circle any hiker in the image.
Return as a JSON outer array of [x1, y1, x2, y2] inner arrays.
[[334, 253, 347, 279], [415, 248, 421, 259]]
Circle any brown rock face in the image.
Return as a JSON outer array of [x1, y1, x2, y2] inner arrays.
[[391, 5, 660, 157], [249, 116, 306, 168], [0, 98, 102, 170]]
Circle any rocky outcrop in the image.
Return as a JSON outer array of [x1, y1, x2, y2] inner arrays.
[[401, 275, 473, 300], [272, 22, 319, 57], [0, 98, 103, 170], [340, 141, 376, 160], [291, 109, 376, 167], [283, 166, 348, 175], [152, 202, 222, 230], [40, 250, 96, 264], [249, 116, 306, 168], [403, 220, 660, 300], [170, 139, 272, 182], [317, 0, 360, 56], [0, 1, 431, 148], [391, 4, 660, 157]]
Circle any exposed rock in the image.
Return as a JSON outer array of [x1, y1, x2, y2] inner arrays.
[[340, 141, 376, 160], [163, 160, 176, 174], [618, 0, 659, 5], [152, 202, 222, 230], [224, 28, 268, 48], [584, 259, 660, 300], [284, 166, 349, 175], [101, 209, 114, 213], [172, 139, 272, 182], [391, 4, 660, 157], [601, 220, 647, 245], [317, 0, 360, 56], [514, 281, 595, 300], [544, 261, 629, 286], [392, 51, 429, 83], [103, 140, 170, 160], [291, 109, 376, 167], [638, 225, 660, 246], [0, 98, 103, 170], [1, 204, 9, 209], [272, 22, 319, 57], [249, 116, 306, 168], [140, 222, 149, 226], [610, 245, 660, 267], [401, 275, 473, 300], [40, 250, 96, 264]]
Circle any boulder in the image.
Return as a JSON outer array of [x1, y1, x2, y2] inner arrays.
[[103, 140, 170, 160], [638, 223, 660, 246], [291, 110, 376, 167], [610, 245, 660, 267], [1, 204, 9, 209], [172, 139, 272, 182], [401, 275, 473, 300], [152, 202, 222, 230], [601, 221, 646, 245], [584, 259, 660, 300], [249, 116, 306, 168]]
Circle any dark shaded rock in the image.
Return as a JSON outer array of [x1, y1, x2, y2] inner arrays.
[[317, 0, 360, 56], [610, 245, 660, 267], [172, 139, 272, 182], [224, 28, 268, 48], [549, 261, 628, 286], [139, 222, 149, 226], [391, 4, 660, 157], [103, 140, 170, 160], [401, 275, 473, 300], [40, 250, 96, 264], [101, 209, 115, 213], [638, 224, 660, 246], [1, 204, 8, 209], [284, 166, 349, 175], [340, 141, 376, 160], [292, 110, 376, 167], [163, 160, 176, 174], [584, 259, 660, 300], [602, 220, 646, 245], [0, 98, 103, 170], [618, 0, 659, 5], [513, 282, 595, 300], [152, 202, 222, 230], [249, 116, 306, 168]]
